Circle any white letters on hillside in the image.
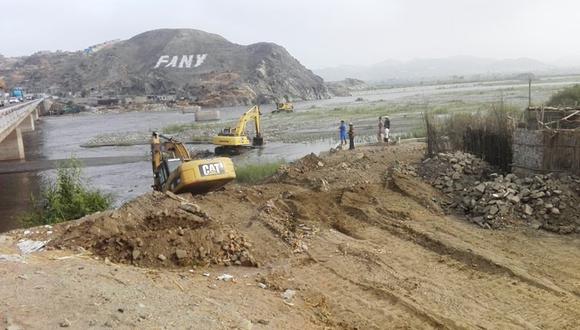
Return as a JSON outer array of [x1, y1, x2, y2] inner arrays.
[[154, 54, 208, 69]]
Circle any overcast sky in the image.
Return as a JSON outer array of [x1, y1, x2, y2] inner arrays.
[[2, 0, 580, 68]]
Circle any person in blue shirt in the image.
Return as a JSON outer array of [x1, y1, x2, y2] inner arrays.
[[339, 120, 347, 147]]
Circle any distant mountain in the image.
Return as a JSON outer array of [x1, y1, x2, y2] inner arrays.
[[315, 56, 556, 82], [0, 29, 329, 107]]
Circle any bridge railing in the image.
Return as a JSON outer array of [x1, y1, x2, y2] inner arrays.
[[0, 101, 39, 131]]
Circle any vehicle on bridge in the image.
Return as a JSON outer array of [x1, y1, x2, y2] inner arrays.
[[10, 87, 25, 102]]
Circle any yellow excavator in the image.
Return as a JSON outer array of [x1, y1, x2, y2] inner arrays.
[[212, 105, 264, 155], [151, 132, 236, 194], [272, 95, 294, 113]]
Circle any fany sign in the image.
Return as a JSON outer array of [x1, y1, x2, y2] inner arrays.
[[154, 54, 208, 69]]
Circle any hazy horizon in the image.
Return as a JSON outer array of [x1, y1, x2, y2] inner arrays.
[[2, 0, 580, 68]]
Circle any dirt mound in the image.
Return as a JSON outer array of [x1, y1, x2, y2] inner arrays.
[[50, 192, 257, 268]]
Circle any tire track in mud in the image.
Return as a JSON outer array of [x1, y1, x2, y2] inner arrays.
[[336, 174, 573, 297], [303, 259, 465, 330], [379, 220, 568, 295], [339, 186, 570, 298]]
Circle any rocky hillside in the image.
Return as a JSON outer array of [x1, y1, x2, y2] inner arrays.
[[0, 29, 329, 107]]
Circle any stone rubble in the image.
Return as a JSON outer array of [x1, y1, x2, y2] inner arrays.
[[416, 151, 580, 233]]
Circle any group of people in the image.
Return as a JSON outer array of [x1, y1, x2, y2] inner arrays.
[[338, 116, 391, 150]]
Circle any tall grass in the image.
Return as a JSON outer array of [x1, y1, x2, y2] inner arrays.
[[22, 158, 113, 227], [425, 103, 521, 171], [235, 160, 285, 184]]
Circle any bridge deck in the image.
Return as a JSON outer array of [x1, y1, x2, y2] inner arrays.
[[0, 100, 42, 143]]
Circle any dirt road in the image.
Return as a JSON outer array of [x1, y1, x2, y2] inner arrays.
[[2, 143, 580, 329]]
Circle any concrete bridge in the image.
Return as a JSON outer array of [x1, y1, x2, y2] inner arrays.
[[0, 99, 47, 161]]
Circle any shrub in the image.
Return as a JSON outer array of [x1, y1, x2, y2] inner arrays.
[[547, 84, 580, 107], [22, 158, 113, 227], [235, 160, 285, 184]]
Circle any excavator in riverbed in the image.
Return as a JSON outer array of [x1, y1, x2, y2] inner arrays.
[[151, 132, 236, 194], [212, 105, 264, 155], [272, 95, 294, 114]]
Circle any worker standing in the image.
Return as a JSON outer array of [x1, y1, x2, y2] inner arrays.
[[339, 120, 347, 147], [378, 116, 384, 143], [348, 123, 355, 150], [384, 116, 391, 143]]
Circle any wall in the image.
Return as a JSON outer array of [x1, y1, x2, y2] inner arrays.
[[512, 129, 580, 175]]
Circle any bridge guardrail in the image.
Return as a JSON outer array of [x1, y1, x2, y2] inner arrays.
[[0, 100, 41, 132]]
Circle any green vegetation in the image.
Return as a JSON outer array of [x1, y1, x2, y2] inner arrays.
[[547, 84, 580, 107], [235, 160, 285, 184], [396, 127, 427, 139], [431, 107, 450, 115], [163, 121, 223, 134], [22, 159, 113, 227]]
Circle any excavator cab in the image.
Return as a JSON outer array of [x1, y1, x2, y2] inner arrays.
[[151, 132, 236, 194], [156, 158, 182, 187]]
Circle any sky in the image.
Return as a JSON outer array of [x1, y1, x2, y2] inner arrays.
[[1, 0, 580, 68]]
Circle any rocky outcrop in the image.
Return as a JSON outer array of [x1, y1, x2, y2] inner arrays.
[[325, 78, 368, 96], [0, 29, 329, 107]]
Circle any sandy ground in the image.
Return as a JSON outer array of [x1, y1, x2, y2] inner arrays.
[[2, 143, 580, 329]]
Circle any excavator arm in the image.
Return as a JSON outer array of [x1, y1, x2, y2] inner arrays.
[[232, 105, 261, 137]]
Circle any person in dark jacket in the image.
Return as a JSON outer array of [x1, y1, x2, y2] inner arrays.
[[383, 117, 391, 143], [348, 123, 355, 150]]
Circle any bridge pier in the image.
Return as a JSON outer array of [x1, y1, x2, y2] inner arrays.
[[18, 113, 35, 133], [0, 128, 25, 161], [0, 101, 43, 161]]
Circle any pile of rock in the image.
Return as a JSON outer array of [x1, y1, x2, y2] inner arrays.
[[423, 152, 580, 233]]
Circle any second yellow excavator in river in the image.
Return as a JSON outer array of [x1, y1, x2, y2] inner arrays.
[[212, 105, 264, 155], [151, 132, 236, 194]]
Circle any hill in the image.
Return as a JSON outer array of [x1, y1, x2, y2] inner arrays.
[[0, 29, 329, 107]]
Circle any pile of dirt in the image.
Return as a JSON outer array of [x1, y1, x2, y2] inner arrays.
[[417, 151, 580, 233], [50, 192, 257, 268]]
